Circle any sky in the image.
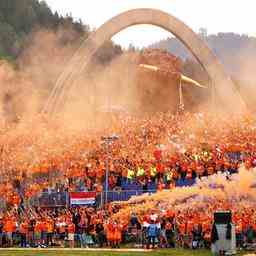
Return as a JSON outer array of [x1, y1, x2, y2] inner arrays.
[[45, 0, 255, 48]]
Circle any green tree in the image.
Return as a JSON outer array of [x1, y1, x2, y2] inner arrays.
[[0, 22, 19, 57], [0, 0, 122, 63]]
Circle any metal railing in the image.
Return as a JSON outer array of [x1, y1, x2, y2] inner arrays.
[[25, 189, 157, 209], [28, 191, 68, 208], [97, 189, 157, 207]]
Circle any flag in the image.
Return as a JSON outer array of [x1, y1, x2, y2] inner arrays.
[[70, 192, 96, 205]]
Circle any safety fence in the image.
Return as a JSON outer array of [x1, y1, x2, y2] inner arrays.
[[26, 189, 158, 209], [0, 178, 197, 211]]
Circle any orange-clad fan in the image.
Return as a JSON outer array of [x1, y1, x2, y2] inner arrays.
[[19, 220, 28, 248], [67, 221, 75, 248], [4, 217, 16, 247], [112, 222, 122, 248], [0, 110, 254, 249]]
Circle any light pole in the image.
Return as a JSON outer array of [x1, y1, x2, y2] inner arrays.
[[211, 79, 216, 111], [101, 135, 119, 205]]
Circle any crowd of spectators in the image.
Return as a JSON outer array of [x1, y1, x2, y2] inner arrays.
[[0, 111, 255, 248], [2, 112, 256, 202], [0, 200, 256, 249]]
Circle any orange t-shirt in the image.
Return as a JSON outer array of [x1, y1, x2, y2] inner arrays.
[[252, 223, 256, 232], [113, 224, 122, 241], [46, 221, 54, 233], [59, 223, 66, 233], [187, 220, 194, 234], [34, 221, 42, 233], [179, 223, 186, 235], [41, 221, 48, 232], [20, 222, 28, 234], [67, 223, 75, 233], [157, 183, 165, 191], [4, 220, 16, 233], [236, 221, 243, 234], [202, 221, 210, 233], [106, 223, 114, 241], [96, 168, 104, 179]]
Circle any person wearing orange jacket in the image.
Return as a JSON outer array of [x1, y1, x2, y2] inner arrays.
[[157, 180, 165, 192], [3, 217, 17, 247], [34, 219, 42, 247], [19, 219, 28, 248], [46, 219, 54, 247], [0, 218, 4, 248], [105, 221, 114, 247], [40, 219, 48, 247], [112, 221, 122, 248], [67, 220, 75, 248], [178, 221, 186, 248]]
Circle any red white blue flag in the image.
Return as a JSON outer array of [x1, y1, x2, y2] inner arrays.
[[70, 192, 96, 205]]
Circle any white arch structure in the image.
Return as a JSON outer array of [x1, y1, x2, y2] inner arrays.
[[45, 8, 245, 114]]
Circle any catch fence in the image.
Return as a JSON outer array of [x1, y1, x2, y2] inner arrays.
[[26, 189, 157, 209]]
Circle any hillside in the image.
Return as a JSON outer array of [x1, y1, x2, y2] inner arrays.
[[151, 32, 256, 107], [0, 0, 123, 121], [0, 0, 122, 63], [150, 32, 256, 81]]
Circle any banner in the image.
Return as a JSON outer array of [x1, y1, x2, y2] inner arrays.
[[70, 192, 96, 205]]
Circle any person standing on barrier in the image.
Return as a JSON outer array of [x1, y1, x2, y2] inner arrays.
[[105, 220, 112, 247], [72, 208, 81, 247], [130, 212, 139, 227], [46, 218, 54, 247], [142, 214, 151, 248], [147, 220, 159, 249], [41, 218, 48, 247], [165, 221, 175, 248], [159, 219, 167, 248], [0, 218, 4, 248], [4, 216, 16, 247], [19, 219, 28, 248], [27, 218, 35, 247], [113, 221, 122, 248], [128, 212, 141, 246], [67, 220, 75, 248], [78, 218, 89, 248], [95, 220, 105, 248], [56, 216, 66, 248], [191, 224, 202, 249], [34, 218, 42, 247]]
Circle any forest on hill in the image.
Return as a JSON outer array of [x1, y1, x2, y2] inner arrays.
[[0, 0, 122, 63], [0, 1, 255, 111]]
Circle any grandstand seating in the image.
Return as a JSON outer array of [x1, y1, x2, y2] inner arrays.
[[37, 177, 198, 206]]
